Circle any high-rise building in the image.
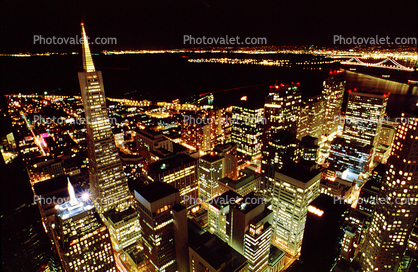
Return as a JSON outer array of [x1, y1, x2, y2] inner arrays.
[[263, 83, 302, 138], [134, 182, 189, 272], [214, 143, 239, 180], [296, 95, 326, 140], [360, 112, 418, 272], [231, 193, 272, 255], [78, 23, 131, 213], [343, 91, 389, 148], [218, 168, 261, 197], [271, 161, 320, 257], [243, 213, 273, 272], [189, 231, 248, 272], [52, 181, 116, 271], [231, 102, 264, 158], [322, 70, 345, 136], [262, 129, 300, 194], [262, 84, 302, 192], [207, 190, 241, 243], [198, 153, 224, 201], [78, 24, 141, 253], [181, 118, 211, 152], [328, 136, 373, 174], [148, 153, 198, 208]]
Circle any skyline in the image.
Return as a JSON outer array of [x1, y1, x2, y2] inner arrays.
[[1, 5, 418, 272]]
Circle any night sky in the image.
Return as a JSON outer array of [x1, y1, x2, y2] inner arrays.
[[0, 0, 417, 53]]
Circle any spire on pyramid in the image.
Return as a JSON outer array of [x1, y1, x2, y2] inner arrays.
[[81, 23, 96, 72]]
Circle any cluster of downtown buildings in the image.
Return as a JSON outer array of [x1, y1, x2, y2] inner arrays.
[[1, 25, 417, 272]]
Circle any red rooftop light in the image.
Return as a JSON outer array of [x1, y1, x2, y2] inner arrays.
[[348, 90, 352, 93], [80, 22, 84, 26]]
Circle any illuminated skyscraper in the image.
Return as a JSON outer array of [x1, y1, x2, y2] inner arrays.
[[342, 91, 389, 148], [322, 70, 345, 136], [262, 129, 300, 194], [198, 153, 224, 201], [231, 104, 264, 158], [78, 23, 131, 213], [52, 181, 116, 271], [296, 95, 326, 140], [78, 24, 141, 253], [243, 214, 272, 272], [148, 153, 198, 208], [271, 161, 320, 257], [360, 112, 418, 272], [134, 182, 189, 272], [328, 91, 389, 175], [262, 83, 302, 192]]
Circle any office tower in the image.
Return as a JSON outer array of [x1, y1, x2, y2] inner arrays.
[[343, 91, 389, 148], [263, 83, 302, 138], [218, 168, 261, 197], [301, 195, 351, 272], [78, 24, 141, 253], [78, 23, 131, 213], [262, 83, 301, 192], [53, 181, 116, 271], [134, 182, 189, 272], [322, 70, 345, 136], [360, 112, 418, 272], [243, 213, 273, 272], [136, 128, 173, 160], [198, 153, 224, 201], [214, 143, 239, 180], [231, 193, 272, 255], [271, 161, 320, 257], [181, 118, 211, 152], [207, 190, 241, 243], [296, 95, 326, 140], [375, 121, 397, 164], [300, 136, 319, 162], [328, 136, 373, 174], [358, 163, 386, 214], [231, 102, 264, 158], [1, 157, 60, 272], [262, 129, 300, 194], [189, 232, 248, 272], [148, 153, 198, 208]]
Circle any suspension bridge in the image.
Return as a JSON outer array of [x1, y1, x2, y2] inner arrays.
[[340, 56, 415, 72]]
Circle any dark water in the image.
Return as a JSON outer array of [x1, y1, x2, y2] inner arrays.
[[1, 54, 417, 117]]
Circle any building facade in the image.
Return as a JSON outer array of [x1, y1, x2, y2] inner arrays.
[[271, 162, 320, 257], [360, 112, 418, 272]]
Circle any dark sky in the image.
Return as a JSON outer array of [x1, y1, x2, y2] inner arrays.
[[0, 0, 417, 53]]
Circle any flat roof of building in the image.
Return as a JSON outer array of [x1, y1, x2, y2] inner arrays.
[[277, 161, 321, 183], [148, 153, 196, 174], [269, 244, 286, 265], [134, 181, 179, 203], [200, 153, 223, 163], [189, 232, 247, 271], [209, 190, 241, 210]]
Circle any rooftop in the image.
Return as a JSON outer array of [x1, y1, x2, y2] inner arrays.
[[148, 153, 196, 173], [277, 161, 321, 183], [56, 197, 95, 220], [200, 153, 223, 163], [134, 181, 179, 203], [189, 232, 247, 271], [209, 190, 241, 210], [269, 245, 286, 265]]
